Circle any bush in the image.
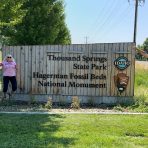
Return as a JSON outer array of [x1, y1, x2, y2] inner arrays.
[[71, 96, 80, 109], [45, 98, 52, 110]]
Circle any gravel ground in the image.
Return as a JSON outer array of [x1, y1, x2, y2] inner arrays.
[[0, 103, 113, 113], [0, 104, 147, 114]]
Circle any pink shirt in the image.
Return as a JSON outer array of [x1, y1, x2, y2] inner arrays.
[[2, 61, 16, 76]]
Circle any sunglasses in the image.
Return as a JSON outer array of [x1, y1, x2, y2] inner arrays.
[[7, 57, 12, 58]]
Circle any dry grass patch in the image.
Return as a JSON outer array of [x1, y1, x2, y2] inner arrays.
[[135, 61, 148, 70]]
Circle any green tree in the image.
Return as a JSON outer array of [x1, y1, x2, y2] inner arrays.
[[136, 38, 148, 60], [0, 0, 71, 45], [136, 44, 143, 60], [143, 38, 148, 53], [0, 0, 26, 45]]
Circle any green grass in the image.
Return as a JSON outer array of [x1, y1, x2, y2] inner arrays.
[[135, 69, 148, 102], [132, 69, 148, 112], [0, 114, 147, 148]]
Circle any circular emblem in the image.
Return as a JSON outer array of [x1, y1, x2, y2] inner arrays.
[[114, 56, 130, 70]]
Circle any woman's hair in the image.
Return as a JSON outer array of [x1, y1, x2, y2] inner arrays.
[[3, 54, 15, 62]]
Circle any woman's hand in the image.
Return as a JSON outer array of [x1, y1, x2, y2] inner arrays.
[[0, 62, 3, 66]]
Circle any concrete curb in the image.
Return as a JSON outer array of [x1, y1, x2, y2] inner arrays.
[[0, 111, 148, 115]]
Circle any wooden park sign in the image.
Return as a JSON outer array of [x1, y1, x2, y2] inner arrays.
[[2, 43, 135, 103]]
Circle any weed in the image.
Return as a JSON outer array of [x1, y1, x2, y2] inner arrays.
[[71, 96, 80, 109], [113, 105, 124, 112], [45, 97, 52, 109]]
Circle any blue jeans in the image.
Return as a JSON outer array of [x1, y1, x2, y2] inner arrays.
[[3, 76, 17, 93]]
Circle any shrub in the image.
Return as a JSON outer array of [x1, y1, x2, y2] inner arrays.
[[45, 98, 52, 109], [71, 96, 80, 109]]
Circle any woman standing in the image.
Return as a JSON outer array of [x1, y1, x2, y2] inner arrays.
[[0, 54, 17, 98]]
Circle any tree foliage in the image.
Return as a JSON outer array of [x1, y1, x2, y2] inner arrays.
[[0, 0, 26, 45], [136, 38, 148, 60], [143, 38, 148, 53], [0, 0, 71, 45]]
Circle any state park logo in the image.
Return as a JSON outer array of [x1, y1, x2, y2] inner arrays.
[[114, 56, 130, 70]]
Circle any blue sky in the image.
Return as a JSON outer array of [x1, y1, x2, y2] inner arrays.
[[64, 0, 148, 45]]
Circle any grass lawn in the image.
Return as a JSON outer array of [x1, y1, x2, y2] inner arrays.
[[0, 114, 148, 148]]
